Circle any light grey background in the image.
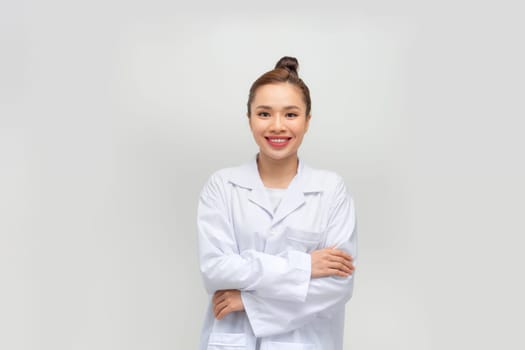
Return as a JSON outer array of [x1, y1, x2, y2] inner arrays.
[[1, 1, 524, 349]]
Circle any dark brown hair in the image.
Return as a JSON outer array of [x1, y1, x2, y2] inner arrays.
[[246, 56, 311, 117]]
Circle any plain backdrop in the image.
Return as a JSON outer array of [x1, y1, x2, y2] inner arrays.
[[1, 1, 524, 349]]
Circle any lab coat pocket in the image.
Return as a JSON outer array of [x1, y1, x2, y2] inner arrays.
[[262, 341, 316, 350], [207, 332, 246, 350], [285, 226, 322, 253]]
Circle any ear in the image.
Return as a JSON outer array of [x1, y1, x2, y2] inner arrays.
[[305, 114, 312, 133], [247, 112, 253, 130]]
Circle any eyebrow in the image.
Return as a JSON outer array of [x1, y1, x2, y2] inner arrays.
[[255, 105, 301, 110]]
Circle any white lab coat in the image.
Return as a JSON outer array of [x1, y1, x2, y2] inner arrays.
[[197, 154, 357, 350]]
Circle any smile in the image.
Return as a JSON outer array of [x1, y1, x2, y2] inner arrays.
[[265, 137, 292, 147]]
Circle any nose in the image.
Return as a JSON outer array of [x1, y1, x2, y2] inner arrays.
[[270, 114, 286, 133]]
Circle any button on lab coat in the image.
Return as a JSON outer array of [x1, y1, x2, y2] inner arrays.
[[197, 155, 357, 350]]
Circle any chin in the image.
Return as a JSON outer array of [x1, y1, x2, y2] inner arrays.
[[260, 150, 297, 162]]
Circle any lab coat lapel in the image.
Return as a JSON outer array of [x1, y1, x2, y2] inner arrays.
[[227, 155, 320, 222], [271, 159, 310, 226], [228, 155, 275, 217], [247, 186, 274, 218], [271, 178, 305, 226]]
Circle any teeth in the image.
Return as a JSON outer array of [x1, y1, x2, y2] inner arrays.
[[269, 138, 287, 142]]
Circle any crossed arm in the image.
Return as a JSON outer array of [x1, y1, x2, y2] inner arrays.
[[212, 247, 355, 320], [198, 175, 357, 337]]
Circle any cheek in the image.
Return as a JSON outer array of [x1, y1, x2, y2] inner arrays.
[[248, 120, 258, 134], [292, 124, 308, 138], [249, 122, 265, 135]]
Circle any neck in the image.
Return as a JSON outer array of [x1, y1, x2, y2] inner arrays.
[[256, 152, 298, 189]]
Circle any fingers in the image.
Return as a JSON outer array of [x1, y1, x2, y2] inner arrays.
[[212, 290, 225, 304], [326, 249, 354, 270], [311, 247, 356, 278], [330, 261, 353, 274], [213, 292, 226, 310], [328, 268, 352, 278], [327, 255, 354, 273], [213, 293, 234, 319], [213, 289, 235, 305], [329, 248, 353, 262], [214, 299, 230, 319], [212, 290, 242, 320]]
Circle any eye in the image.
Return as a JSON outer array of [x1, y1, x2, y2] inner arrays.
[[286, 113, 299, 118], [257, 112, 271, 118]]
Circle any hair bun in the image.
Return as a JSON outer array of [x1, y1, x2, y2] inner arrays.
[[275, 56, 299, 75]]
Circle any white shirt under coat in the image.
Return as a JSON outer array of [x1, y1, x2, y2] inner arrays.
[[197, 154, 358, 350]]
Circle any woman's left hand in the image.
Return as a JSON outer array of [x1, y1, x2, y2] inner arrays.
[[212, 289, 245, 320]]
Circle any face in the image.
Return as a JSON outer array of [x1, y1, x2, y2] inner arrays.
[[248, 83, 311, 163]]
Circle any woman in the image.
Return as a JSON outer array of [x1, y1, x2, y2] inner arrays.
[[197, 56, 357, 350]]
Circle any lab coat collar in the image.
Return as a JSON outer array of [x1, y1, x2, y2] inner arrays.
[[227, 154, 324, 224]]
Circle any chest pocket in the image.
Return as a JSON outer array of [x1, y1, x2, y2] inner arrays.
[[261, 341, 316, 349], [207, 333, 246, 350], [284, 226, 323, 253]]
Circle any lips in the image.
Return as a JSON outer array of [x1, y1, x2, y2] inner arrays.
[[265, 136, 292, 148]]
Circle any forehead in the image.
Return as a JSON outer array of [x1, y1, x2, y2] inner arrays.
[[252, 83, 305, 109]]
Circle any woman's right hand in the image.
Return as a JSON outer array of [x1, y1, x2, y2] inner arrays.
[[311, 247, 355, 278]]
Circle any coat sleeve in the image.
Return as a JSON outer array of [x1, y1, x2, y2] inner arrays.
[[197, 172, 312, 302], [240, 177, 358, 338]]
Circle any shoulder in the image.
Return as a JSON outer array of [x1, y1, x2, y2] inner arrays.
[[301, 163, 355, 211], [303, 165, 356, 222], [199, 163, 246, 197], [302, 163, 349, 194]]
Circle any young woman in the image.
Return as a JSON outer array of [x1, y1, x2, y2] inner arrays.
[[197, 56, 357, 350]]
